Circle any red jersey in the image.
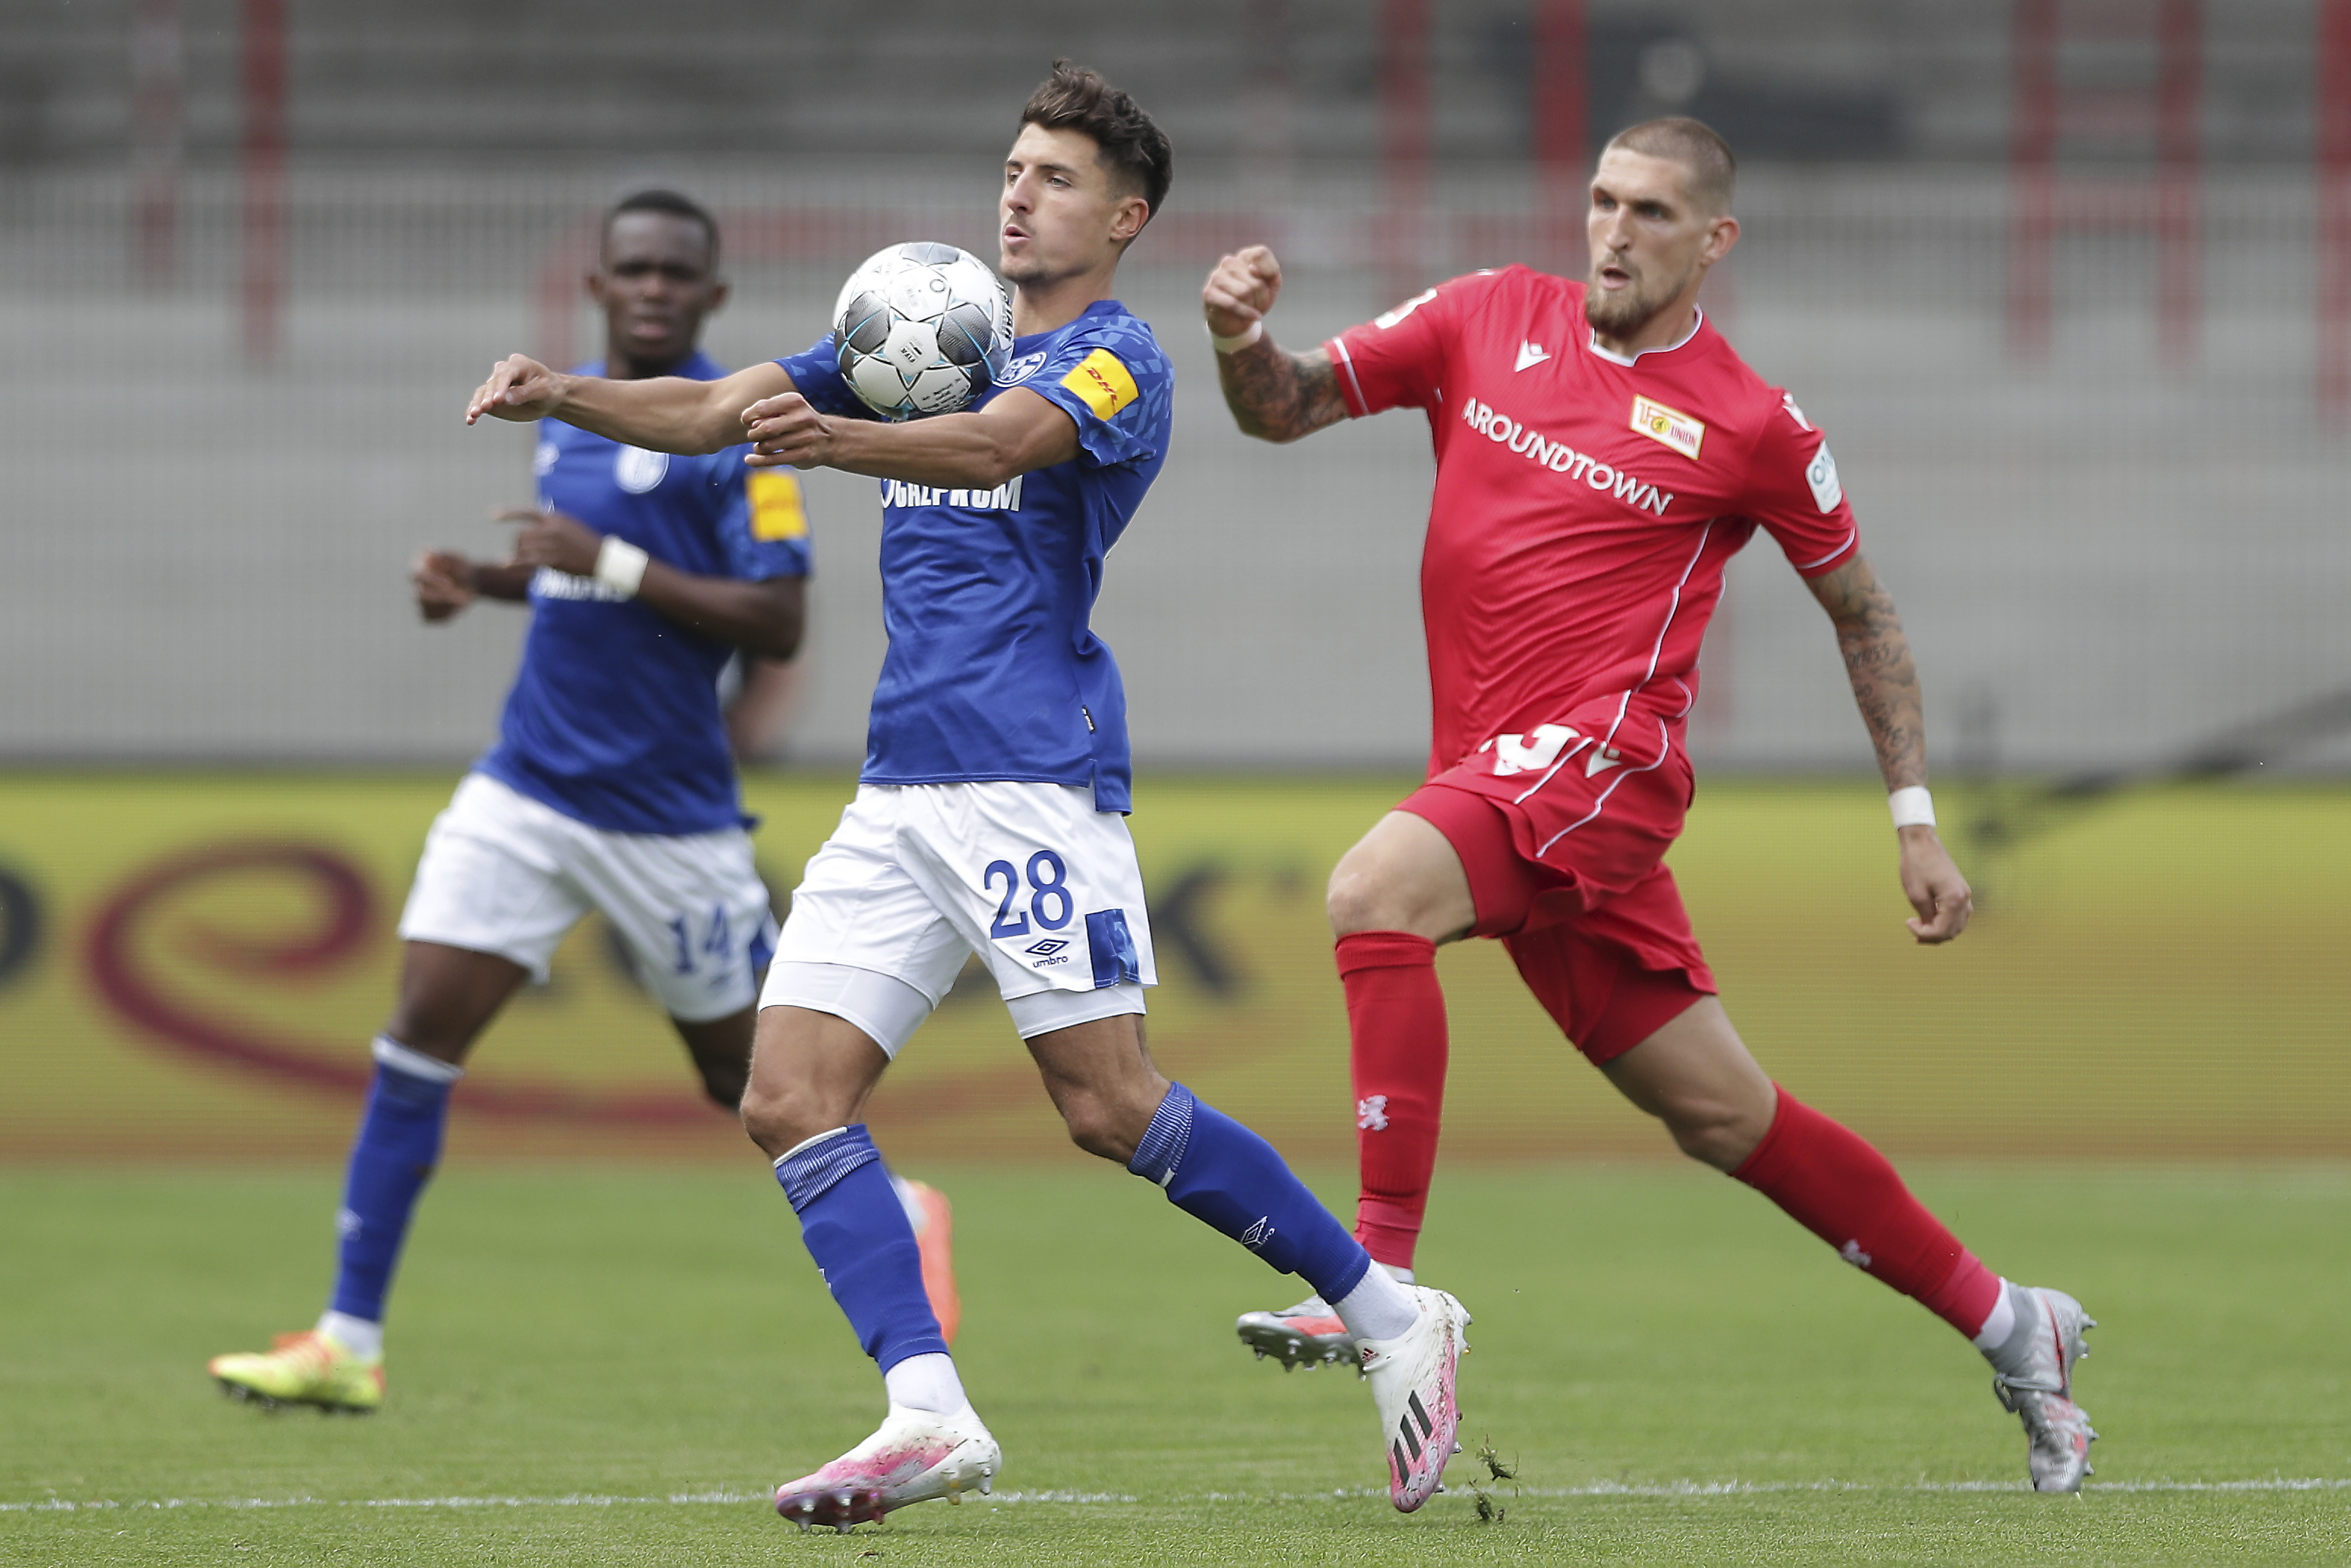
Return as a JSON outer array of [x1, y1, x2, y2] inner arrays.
[[1328, 265, 1857, 780]]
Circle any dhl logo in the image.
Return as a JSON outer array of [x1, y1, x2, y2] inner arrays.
[[1060, 348, 1138, 421]]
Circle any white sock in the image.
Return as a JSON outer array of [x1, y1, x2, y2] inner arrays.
[[1330, 1264, 1419, 1344], [882, 1352, 969, 1417], [1972, 1279, 2020, 1352], [315, 1310, 382, 1359], [1380, 1262, 1415, 1285]]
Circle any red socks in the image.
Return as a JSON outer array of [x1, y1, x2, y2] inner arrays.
[[1335, 931, 1448, 1272], [1732, 1086, 2003, 1339], [1331, 938, 2003, 1340]]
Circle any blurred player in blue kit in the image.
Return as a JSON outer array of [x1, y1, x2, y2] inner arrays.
[[210, 190, 961, 1412], [466, 64, 1472, 1525]]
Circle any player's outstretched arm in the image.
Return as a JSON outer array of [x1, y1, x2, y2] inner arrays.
[[740, 387, 1077, 489], [1806, 552, 1972, 945], [501, 508, 804, 659], [1203, 245, 1348, 444], [464, 356, 794, 457]]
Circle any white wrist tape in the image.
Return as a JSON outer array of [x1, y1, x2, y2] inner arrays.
[[1888, 786, 1937, 829], [593, 536, 649, 597], [1209, 319, 1264, 355]]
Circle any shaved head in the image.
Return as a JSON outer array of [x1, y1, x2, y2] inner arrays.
[[1603, 117, 1737, 216]]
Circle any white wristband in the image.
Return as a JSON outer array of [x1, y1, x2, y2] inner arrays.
[[1888, 786, 1936, 829], [594, 536, 649, 598], [1209, 319, 1264, 355]]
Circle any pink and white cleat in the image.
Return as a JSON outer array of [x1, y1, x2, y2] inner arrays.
[[1357, 1284, 1472, 1513], [773, 1403, 1000, 1532]]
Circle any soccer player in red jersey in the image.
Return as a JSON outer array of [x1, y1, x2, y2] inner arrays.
[[1202, 118, 2097, 1491]]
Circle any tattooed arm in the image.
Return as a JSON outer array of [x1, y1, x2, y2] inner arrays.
[[1202, 245, 1350, 444], [1806, 552, 1973, 945]]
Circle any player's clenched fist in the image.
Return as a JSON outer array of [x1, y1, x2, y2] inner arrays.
[[1202, 245, 1284, 339], [466, 354, 568, 425], [411, 549, 476, 623], [742, 392, 833, 470], [1896, 826, 1973, 945]]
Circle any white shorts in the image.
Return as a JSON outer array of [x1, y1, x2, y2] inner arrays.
[[398, 772, 778, 1023], [763, 782, 1156, 1054]]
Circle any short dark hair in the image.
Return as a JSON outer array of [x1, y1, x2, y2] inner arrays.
[[1019, 61, 1173, 233], [1603, 117, 1737, 214], [604, 188, 720, 267]]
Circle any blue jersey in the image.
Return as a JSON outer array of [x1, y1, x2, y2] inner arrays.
[[776, 299, 1172, 812], [476, 352, 814, 836]]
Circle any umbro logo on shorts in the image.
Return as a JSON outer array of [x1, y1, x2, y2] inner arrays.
[[1024, 939, 1070, 957]]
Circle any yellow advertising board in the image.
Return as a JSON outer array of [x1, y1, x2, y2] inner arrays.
[[0, 772, 2345, 1164]]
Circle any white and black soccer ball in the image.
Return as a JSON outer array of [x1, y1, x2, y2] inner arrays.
[[832, 242, 1014, 420]]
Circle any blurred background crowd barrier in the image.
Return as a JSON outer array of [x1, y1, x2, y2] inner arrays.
[[2, 0, 2346, 1160]]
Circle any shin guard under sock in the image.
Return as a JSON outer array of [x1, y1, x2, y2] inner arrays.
[[774, 1126, 948, 1373], [1127, 1083, 1372, 1307], [1731, 1085, 2001, 1338], [327, 1037, 461, 1325], [1335, 930, 1447, 1271]]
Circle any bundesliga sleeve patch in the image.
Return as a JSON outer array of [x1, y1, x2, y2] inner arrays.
[[748, 470, 810, 540], [1630, 395, 1705, 460], [1060, 348, 1140, 421]]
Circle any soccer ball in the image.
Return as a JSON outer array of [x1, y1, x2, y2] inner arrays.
[[832, 242, 1015, 420]]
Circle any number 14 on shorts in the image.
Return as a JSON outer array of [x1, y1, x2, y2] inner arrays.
[[668, 903, 736, 976]]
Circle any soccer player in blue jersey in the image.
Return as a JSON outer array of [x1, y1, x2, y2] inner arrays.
[[208, 189, 964, 1410], [466, 64, 1472, 1523]]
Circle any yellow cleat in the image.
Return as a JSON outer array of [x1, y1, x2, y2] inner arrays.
[[208, 1330, 383, 1413]]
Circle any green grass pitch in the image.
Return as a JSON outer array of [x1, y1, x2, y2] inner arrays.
[[5, 1163, 2347, 1565]]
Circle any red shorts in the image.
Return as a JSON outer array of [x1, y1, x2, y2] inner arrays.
[[1399, 699, 1715, 1064]]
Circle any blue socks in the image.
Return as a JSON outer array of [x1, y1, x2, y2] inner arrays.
[[770, 1098, 1366, 1381], [327, 1037, 461, 1325], [1128, 1083, 1372, 1305], [774, 1125, 948, 1373]]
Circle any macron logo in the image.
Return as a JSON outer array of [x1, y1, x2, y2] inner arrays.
[[1514, 340, 1551, 372]]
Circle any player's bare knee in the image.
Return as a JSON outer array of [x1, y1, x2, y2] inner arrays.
[[1659, 1099, 1769, 1172], [1666, 1117, 1742, 1170], [1046, 1070, 1160, 1164], [737, 1077, 844, 1157], [1325, 858, 1407, 938], [1056, 1089, 1146, 1164]]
